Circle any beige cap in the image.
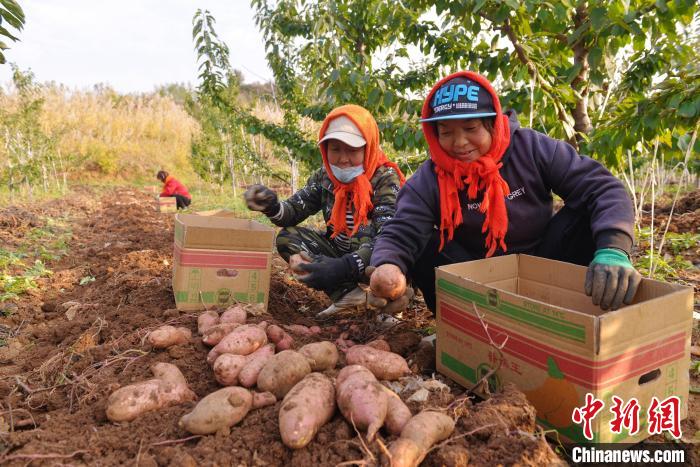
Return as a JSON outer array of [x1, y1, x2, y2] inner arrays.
[[319, 116, 366, 148]]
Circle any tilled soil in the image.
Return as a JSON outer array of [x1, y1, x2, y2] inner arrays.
[[0, 188, 561, 466]]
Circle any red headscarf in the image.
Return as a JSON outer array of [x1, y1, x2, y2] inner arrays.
[[319, 104, 406, 238], [421, 71, 511, 257]]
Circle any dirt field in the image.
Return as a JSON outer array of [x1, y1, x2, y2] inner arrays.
[[0, 187, 698, 466]]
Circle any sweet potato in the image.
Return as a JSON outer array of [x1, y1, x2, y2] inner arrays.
[[335, 337, 356, 352], [213, 354, 247, 386], [283, 324, 313, 336], [369, 264, 407, 301], [238, 344, 276, 388], [202, 322, 241, 346], [147, 326, 192, 349], [252, 391, 277, 408], [267, 324, 294, 351], [289, 253, 310, 276], [345, 345, 410, 380], [366, 339, 391, 352], [220, 305, 247, 324], [179, 387, 252, 435], [197, 310, 220, 335], [336, 365, 388, 441], [298, 341, 339, 371], [257, 350, 311, 399], [207, 324, 268, 364], [106, 363, 195, 422], [381, 386, 412, 435], [386, 411, 455, 467], [256, 320, 268, 330], [279, 373, 335, 449]]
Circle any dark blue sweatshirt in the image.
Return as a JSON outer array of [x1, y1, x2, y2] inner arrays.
[[370, 111, 634, 274]]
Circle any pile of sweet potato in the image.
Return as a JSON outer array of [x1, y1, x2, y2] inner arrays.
[[105, 304, 455, 466]]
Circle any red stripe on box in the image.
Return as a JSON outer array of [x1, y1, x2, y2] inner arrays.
[[440, 302, 685, 390], [174, 245, 269, 269]]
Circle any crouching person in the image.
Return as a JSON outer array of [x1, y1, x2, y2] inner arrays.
[[369, 71, 641, 316], [157, 170, 191, 209], [244, 104, 404, 315]]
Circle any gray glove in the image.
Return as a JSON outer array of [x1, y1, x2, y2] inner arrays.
[[584, 248, 642, 311], [244, 184, 279, 216]]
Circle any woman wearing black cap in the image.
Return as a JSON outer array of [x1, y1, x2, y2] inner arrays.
[[369, 71, 641, 314]]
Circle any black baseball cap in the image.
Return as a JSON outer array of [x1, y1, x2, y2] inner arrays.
[[419, 76, 496, 122]]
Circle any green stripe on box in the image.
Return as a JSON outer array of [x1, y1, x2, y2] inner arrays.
[[175, 291, 188, 302], [441, 352, 476, 383], [234, 292, 249, 302], [200, 292, 214, 303], [256, 292, 265, 303], [437, 279, 585, 343]]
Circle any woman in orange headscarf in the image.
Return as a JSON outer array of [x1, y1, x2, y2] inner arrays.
[[244, 104, 404, 315]]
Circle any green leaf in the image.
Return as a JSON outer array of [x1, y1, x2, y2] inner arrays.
[[415, 131, 424, 146], [590, 7, 607, 30], [667, 94, 683, 109], [587, 47, 602, 69], [565, 62, 583, 84], [0, 24, 18, 41], [473, 0, 487, 13], [547, 357, 565, 379], [383, 91, 394, 108], [367, 87, 381, 106], [330, 69, 340, 82], [678, 101, 696, 118]]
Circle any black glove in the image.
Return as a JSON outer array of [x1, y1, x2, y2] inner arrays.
[[297, 253, 360, 292], [243, 184, 280, 216], [585, 248, 642, 311]]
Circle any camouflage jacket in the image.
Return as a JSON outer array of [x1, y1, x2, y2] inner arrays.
[[268, 166, 402, 266]]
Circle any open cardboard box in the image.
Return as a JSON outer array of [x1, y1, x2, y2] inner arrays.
[[158, 197, 177, 213], [172, 212, 275, 311], [436, 254, 694, 443]]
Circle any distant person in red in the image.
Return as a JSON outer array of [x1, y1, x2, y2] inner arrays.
[[157, 170, 191, 209]]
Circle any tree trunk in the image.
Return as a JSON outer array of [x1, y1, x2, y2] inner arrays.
[[227, 143, 237, 197], [571, 6, 592, 146], [288, 149, 298, 194]]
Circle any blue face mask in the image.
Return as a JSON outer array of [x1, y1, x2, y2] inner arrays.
[[330, 164, 364, 183]]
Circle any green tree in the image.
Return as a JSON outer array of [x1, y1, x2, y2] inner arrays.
[[0, 0, 25, 64], [251, 0, 699, 170], [191, 9, 287, 193], [0, 66, 57, 192]]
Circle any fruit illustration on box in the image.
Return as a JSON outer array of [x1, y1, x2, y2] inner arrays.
[[476, 363, 502, 393], [523, 356, 579, 428]]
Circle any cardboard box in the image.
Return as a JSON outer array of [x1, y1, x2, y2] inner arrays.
[[172, 212, 275, 311], [158, 197, 177, 213], [436, 254, 693, 444]]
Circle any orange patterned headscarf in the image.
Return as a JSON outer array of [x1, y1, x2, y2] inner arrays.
[[319, 104, 405, 238], [421, 71, 511, 257]]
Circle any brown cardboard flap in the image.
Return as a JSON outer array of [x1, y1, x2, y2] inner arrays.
[[630, 276, 690, 304], [517, 255, 588, 293], [175, 213, 275, 251], [439, 254, 517, 283], [486, 277, 518, 293], [518, 278, 605, 317], [597, 284, 693, 357]]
